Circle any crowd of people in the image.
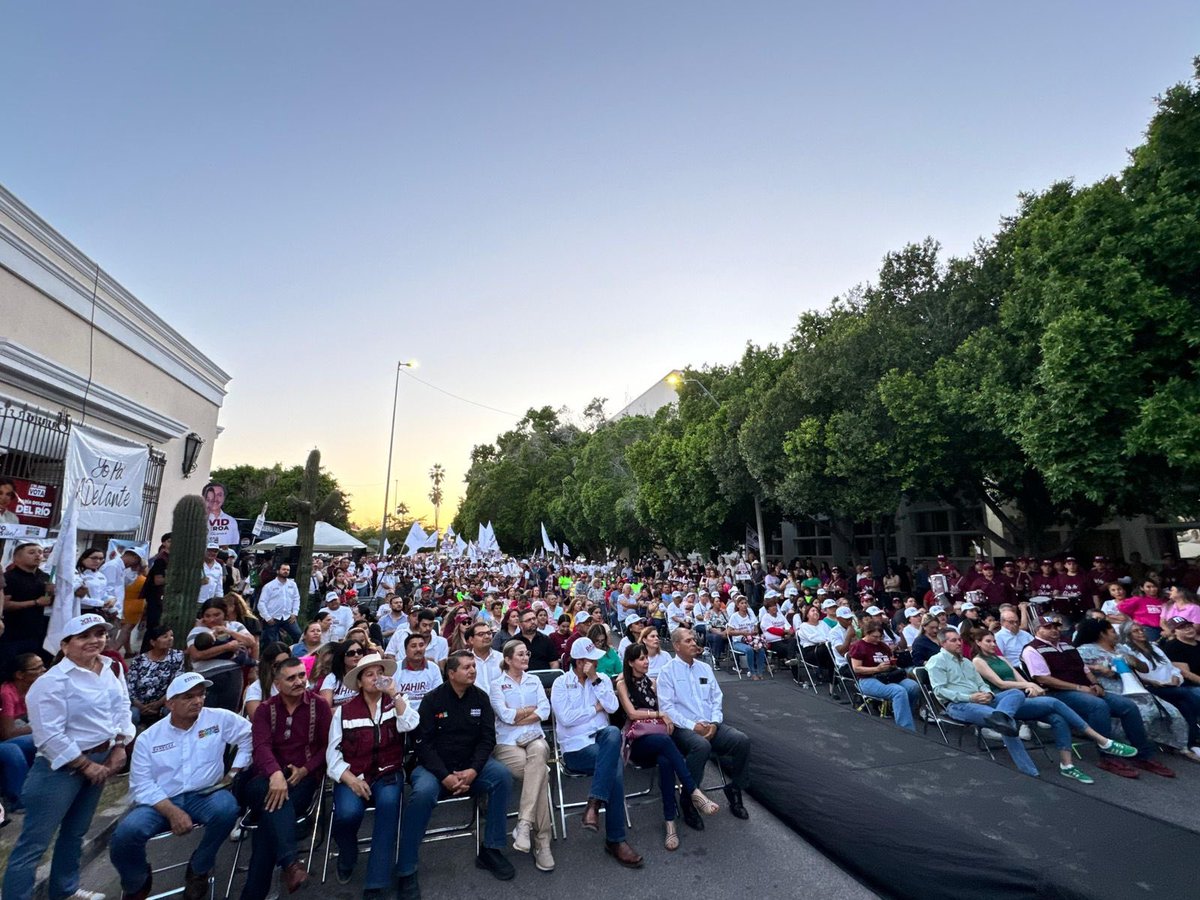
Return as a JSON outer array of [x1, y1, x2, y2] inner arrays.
[[1, 542, 773, 900], [2, 539, 1199, 898]]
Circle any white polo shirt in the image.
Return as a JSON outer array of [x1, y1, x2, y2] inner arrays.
[[130, 708, 252, 806]]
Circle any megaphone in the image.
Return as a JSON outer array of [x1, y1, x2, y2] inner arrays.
[[1113, 657, 1149, 696]]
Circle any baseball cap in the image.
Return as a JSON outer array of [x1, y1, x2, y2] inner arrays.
[[906, 608, 923, 619], [1168, 616, 1195, 628], [166, 672, 213, 699], [936, 554, 947, 561], [570, 639, 605, 661], [820, 599, 837, 609], [574, 611, 590, 624], [764, 589, 780, 600], [62, 613, 108, 638], [206, 542, 219, 551], [929, 605, 945, 616], [835, 606, 853, 619], [625, 615, 644, 627], [960, 602, 977, 611], [864, 606, 883, 616], [1039, 614, 1063, 627], [980, 562, 993, 571], [1040, 559, 1053, 566]]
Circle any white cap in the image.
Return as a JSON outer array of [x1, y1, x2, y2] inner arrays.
[[816, 588, 828, 595], [784, 585, 799, 596], [574, 611, 590, 624], [906, 608, 923, 618], [570, 639, 605, 661], [835, 606, 854, 619], [821, 599, 837, 609], [61, 613, 108, 638], [166, 672, 213, 699], [960, 602, 977, 611], [625, 615, 644, 627], [929, 605, 945, 615], [206, 542, 220, 551], [764, 589, 780, 600], [864, 606, 883, 616]]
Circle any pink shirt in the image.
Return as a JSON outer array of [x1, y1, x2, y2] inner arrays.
[[1, 682, 28, 720], [1117, 596, 1165, 629], [1162, 601, 1200, 629]]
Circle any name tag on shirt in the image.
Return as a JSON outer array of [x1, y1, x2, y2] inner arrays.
[[152, 741, 176, 753], [470, 708, 481, 717], [699, 677, 709, 684], [198, 725, 220, 739]]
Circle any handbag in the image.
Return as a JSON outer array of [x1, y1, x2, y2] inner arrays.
[[621, 717, 670, 762]]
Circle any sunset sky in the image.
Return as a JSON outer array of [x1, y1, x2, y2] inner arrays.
[[3, 2, 1196, 534]]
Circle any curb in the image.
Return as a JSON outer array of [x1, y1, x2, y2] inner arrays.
[[32, 791, 131, 900]]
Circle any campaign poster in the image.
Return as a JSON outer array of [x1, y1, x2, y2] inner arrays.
[[204, 480, 241, 547], [0, 476, 59, 527]]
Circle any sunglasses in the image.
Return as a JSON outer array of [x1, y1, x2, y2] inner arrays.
[[345, 648, 365, 657]]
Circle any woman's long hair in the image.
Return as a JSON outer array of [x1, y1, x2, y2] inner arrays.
[[621, 641, 650, 692], [257, 641, 291, 700]]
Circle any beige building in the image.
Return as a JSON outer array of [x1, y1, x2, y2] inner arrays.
[[0, 183, 230, 545]]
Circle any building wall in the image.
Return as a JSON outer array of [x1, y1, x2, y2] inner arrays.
[[0, 183, 229, 541]]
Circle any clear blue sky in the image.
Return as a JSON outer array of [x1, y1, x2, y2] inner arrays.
[[3, 2, 1196, 526]]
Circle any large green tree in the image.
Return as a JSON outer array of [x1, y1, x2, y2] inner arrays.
[[208, 462, 352, 529]]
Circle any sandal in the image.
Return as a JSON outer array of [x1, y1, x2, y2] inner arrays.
[[691, 788, 720, 816], [664, 820, 679, 851]]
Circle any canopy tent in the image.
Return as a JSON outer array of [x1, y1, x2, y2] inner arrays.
[[245, 521, 366, 552]]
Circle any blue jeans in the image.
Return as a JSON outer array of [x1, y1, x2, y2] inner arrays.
[[1014, 695, 1090, 751], [0, 733, 35, 802], [2, 749, 109, 900], [397, 758, 512, 877], [732, 640, 767, 676], [1150, 684, 1200, 746], [946, 689, 1039, 776], [562, 725, 626, 842], [110, 788, 240, 892], [628, 732, 696, 822], [332, 777, 402, 889], [239, 773, 320, 900], [859, 677, 922, 730], [263, 619, 301, 647], [1052, 689, 1153, 758]]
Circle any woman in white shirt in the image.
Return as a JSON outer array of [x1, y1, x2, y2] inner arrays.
[[243, 642, 291, 719], [3, 613, 135, 900], [639, 628, 669, 679], [726, 597, 768, 680], [320, 638, 368, 709], [901, 608, 925, 650], [758, 596, 792, 655], [186, 600, 257, 711], [488, 640, 554, 871], [74, 548, 118, 620]]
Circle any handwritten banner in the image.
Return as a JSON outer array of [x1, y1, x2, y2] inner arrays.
[[66, 422, 149, 532]]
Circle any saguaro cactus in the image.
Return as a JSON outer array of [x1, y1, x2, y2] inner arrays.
[[162, 493, 207, 639], [289, 448, 343, 618]]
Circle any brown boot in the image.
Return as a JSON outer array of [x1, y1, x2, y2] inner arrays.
[[582, 797, 602, 832], [283, 859, 309, 893], [605, 840, 644, 868], [184, 866, 211, 900]]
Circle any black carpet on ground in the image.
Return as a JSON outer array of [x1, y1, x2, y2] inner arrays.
[[721, 676, 1199, 900]]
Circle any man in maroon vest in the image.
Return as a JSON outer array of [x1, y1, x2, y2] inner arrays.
[[327, 653, 418, 897]]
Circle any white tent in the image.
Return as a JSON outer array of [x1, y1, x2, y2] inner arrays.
[[246, 521, 366, 552]]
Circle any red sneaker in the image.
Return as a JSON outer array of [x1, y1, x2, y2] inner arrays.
[[1096, 758, 1139, 778], [1131, 758, 1176, 778]]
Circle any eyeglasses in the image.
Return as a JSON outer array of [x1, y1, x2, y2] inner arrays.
[[345, 648, 365, 657]]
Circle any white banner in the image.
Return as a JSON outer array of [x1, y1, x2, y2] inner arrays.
[[66, 422, 149, 532], [0, 522, 48, 540], [44, 488, 81, 653]]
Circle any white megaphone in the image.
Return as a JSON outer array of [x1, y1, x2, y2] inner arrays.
[[1113, 658, 1150, 696]]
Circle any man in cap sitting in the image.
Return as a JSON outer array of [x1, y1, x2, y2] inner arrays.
[[110, 672, 251, 900], [550, 638, 643, 868]]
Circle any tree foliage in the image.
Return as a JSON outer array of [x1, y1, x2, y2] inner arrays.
[[208, 462, 352, 529], [452, 62, 1200, 556]]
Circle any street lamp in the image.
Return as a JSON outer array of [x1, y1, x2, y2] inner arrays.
[[380, 360, 417, 555], [665, 370, 767, 563]]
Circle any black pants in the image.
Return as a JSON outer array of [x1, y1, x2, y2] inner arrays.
[[671, 723, 751, 791], [801, 643, 834, 681]]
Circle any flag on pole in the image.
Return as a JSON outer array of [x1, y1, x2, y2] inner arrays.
[[454, 534, 468, 558], [563, 542, 570, 558], [403, 521, 429, 557], [44, 487, 81, 654], [382, 537, 391, 555], [251, 502, 268, 538], [541, 522, 556, 554]]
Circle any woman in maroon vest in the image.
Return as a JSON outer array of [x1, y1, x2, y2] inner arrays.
[[326, 652, 419, 896]]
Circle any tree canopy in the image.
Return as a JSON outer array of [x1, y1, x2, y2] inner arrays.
[[452, 61, 1200, 557], [208, 462, 352, 529]]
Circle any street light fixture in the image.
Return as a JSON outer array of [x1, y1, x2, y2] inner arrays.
[[665, 369, 767, 563], [380, 360, 417, 555]]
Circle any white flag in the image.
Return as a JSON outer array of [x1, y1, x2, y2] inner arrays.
[[382, 537, 391, 555], [541, 522, 556, 554], [454, 535, 468, 558], [563, 542, 570, 557], [252, 502, 268, 537], [44, 488, 82, 654], [403, 521, 428, 557]]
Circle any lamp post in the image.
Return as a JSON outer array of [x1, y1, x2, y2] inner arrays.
[[380, 360, 417, 556], [665, 370, 767, 562]]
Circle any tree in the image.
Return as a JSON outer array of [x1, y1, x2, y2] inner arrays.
[[289, 449, 344, 616], [428, 464, 445, 533], [208, 463, 352, 529]]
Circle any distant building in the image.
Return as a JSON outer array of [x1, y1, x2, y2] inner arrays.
[[608, 375, 678, 421], [0, 183, 230, 545]]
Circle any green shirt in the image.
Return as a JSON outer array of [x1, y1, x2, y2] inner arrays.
[[926, 648, 989, 704]]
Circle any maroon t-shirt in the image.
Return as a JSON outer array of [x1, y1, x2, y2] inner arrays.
[[849, 639, 894, 672]]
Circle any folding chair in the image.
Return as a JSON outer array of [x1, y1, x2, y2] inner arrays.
[[844, 663, 888, 718], [792, 637, 823, 693], [911, 666, 995, 760], [225, 783, 323, 899], [420, 794, 480, 854], [144, 824, 216, 900], [726, 636, 746, 679]]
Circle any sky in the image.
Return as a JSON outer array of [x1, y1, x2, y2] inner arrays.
[[2, 2, 1197, 531]]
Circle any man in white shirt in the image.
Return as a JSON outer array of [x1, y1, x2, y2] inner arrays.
[[665, 594, 691, 634], [101, 549, 140, 602], [467, 621, 503, 694], [258, 563, 302, 645], [995, 607, 1035, 668], [392, 634, 443, 709], [110, 672, 251, 899], [660, 628, 751, 828], [321, 593, 355, 643], [549, 639, 642, 868], [197, 544, 224, 604], [411, 609, 448, 666]]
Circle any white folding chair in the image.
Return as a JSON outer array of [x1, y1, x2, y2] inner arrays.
[[225, 785, 323, 899]]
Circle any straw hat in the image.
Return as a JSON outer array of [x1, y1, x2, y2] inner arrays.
[[343, 652, 397, 691]]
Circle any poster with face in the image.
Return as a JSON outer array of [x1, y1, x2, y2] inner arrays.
[[0, 476, 58, 527], [204, 480, 241, 547]]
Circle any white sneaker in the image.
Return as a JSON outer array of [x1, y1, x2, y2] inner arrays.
[[980, 727, 1003, 742], [512, 819, 532, 853], [1018, 724, 1033, 741], [534, 839, 556, 872], [68, 891, 108, 900]]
